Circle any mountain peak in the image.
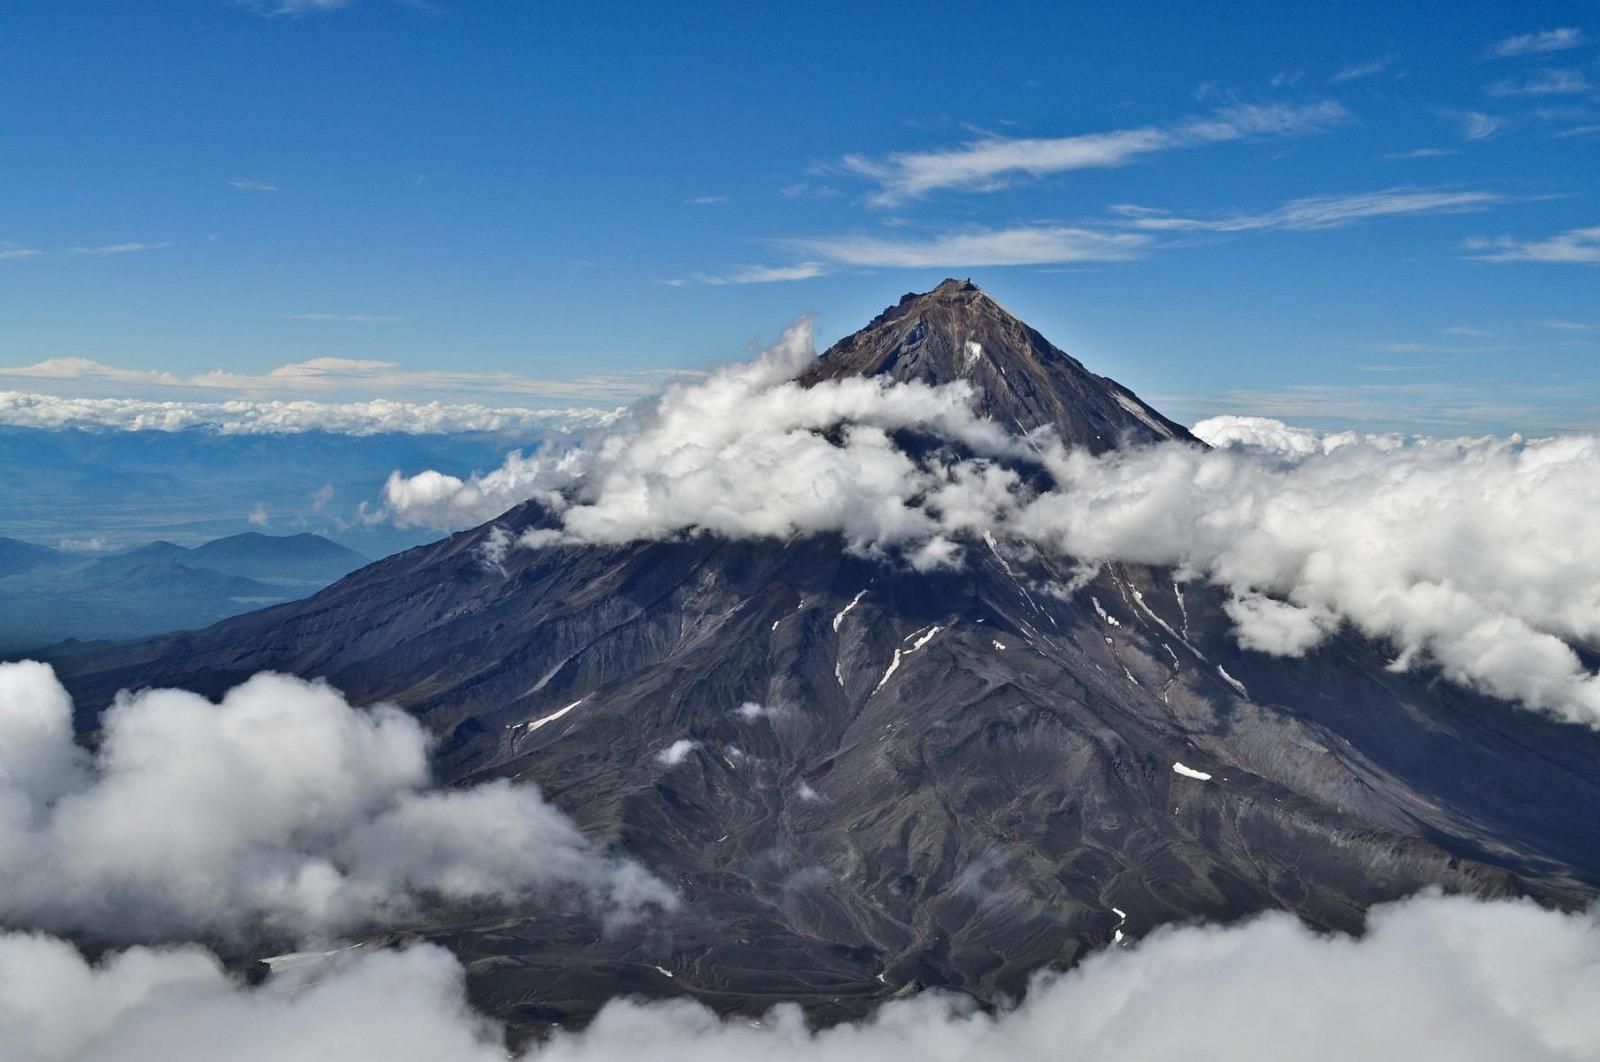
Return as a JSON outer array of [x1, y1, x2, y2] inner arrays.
[[799, 280, 1195, 452]]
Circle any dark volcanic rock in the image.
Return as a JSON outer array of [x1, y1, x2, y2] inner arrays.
[[43, 281, 1600, 1035], [799, 278, 1193, 450]]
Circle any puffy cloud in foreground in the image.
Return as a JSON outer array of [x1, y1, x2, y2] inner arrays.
[[0, 662, 673, 943], [2, 893, 1597, 1061], [377, 324, 1600, 726]]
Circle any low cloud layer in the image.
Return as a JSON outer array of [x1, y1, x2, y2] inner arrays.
[[0, 391, 619, 436], [2, 893, 1596, 1061], [380, 325, 1600, 725], [0, 662, 672, 943]]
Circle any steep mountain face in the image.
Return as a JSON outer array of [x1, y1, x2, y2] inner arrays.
[[45, 282, 1600, 1034], [800, 278, 1193, 450]]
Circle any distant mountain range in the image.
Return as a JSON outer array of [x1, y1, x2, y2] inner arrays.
[[0, 531, 368, 651]]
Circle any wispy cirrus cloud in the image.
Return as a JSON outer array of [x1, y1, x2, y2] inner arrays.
[[1487, 69, 1592, 98], [1464, 225, 1600, 264], [1330, 54, 1395, 83], [1384, 147, 1455, 159], [287, 312, 403, 322], [1486, 27, 1586, 58], [239, 0, 352, 15], [1456, 111, 1507, 140], [841, 101, 1348, 206], [0, 243, 42, 261], [692, 262, 830, 285], [789, 225, 1151, 267], [71, 241, 172, 256], [1110, 188, 1504, 233], [229, 178, 280, 192]]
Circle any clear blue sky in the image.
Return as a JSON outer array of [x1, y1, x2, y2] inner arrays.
[[1, 0, 1597, 432]]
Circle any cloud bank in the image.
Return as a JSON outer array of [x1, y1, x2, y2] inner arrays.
[[0, 391, 619, 436], [0, 356, 682, 407], [2, 893, 1597, 1061], [380, 325, 1600, 725], [0, 662, 673, 943]]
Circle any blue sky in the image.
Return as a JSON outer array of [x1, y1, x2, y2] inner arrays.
[[1, 0, 1598, 432]]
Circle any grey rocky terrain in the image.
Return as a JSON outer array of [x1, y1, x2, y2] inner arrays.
[[48, 280, 1600, 1035]]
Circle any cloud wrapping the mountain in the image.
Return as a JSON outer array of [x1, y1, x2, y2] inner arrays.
[[381, 333, 1600, 724], [387, 318, 1026, 569], [0, 662, 673, 943], [1018, 426, 1600, 722], [3, 893, 1597, 1061]]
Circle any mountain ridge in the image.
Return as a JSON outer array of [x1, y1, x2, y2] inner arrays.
[[799, 278, 1194, 452], [37, 281, 1600, 1037]]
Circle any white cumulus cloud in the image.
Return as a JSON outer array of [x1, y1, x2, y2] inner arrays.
[[1, 893, 1598, 1061], [378, 329, 1600, 726], [0, 661, 673, 944]]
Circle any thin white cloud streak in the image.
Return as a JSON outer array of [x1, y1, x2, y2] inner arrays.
[[1111, 188, 1503, 233], [1458, 112, 1507, 140], [0, 661, 673, 943], [287, 313, 402, 322], [228, 179, 280, 192], [241, 0, 352, 15], [3, 893, 1599, 1061], [70, 242, 172, 257], [1487, 69, 1592, 98], [0, 244, 43, 261], [842, 102, 1348, 205], [789, 226, 1151, 267], [0, 391, 621, 436], [1329, 55, 1394, 82], [1487, 28, 1586, 57], [694, 263, 830, 285], [382, 330, 1600, 724], [0, 355, 686, 404], [1464, 226, 1600, 264]]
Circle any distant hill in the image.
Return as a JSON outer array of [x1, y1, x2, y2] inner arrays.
[[0, 532, 368, 652], [188, 531, 369, 585], [0, 536, 73, 577]]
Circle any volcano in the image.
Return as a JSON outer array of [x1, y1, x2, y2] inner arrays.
[[45, 281, 1600, 1035]]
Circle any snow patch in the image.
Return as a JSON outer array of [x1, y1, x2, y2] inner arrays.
[[516, 697, 585, 735], [833, 589, 868, 631], [1217, 665, 1249, 697], [874, 649, 905, 693], [993, 640, 1007, 650], [873, 625, 943, 695], [1172, 762, 1213, 781], [1114, 390, 1175, 439]]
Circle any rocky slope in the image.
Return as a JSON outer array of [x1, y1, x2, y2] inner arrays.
[[45, 282, 1600, 1033]]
